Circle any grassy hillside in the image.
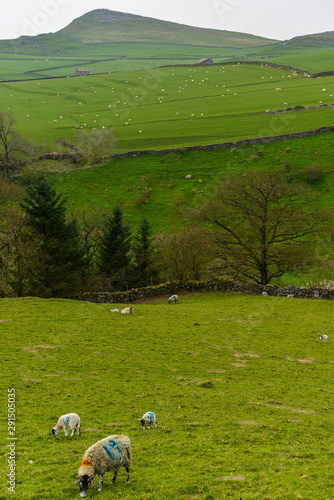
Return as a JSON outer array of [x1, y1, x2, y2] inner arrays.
[[0, 10, 333, 81], [1, 293, 333, 499], [57, 9, 277, 46], [1, 64, 333, 152], [44, 131, 334, 238]]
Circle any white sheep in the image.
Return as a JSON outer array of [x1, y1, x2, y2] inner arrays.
[[320, 335, 328, 342], [121, 307, 134, 314], [168, 295, 178, 304], [52, 413, 81, 437], [139, 411, 158, 429], [262, 291, 268, 297], [287, 294, 294, 298], [76, 435, 131, 497]]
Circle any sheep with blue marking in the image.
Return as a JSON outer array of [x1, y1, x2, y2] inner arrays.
[[52, 413, 81, 437], [139, 411, 158, 429], [320, 334, 328, 342], [168, 295, 178, 304], [76, 435, 131, 497]]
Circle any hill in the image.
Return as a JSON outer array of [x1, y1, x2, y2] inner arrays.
[[0, 10, 333, 80], [56, 9, 278, 46]]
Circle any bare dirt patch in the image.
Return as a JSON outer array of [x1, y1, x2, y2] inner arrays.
[[216, 475, 245, 481], [234, 352, 260, 358], [230, 362, 247, 367], [22, 347, 38, 354], [208, 369, 226, 373]]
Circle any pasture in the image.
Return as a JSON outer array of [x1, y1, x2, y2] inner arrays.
[[1, 292, 334, 499], [0, 64, 333, 152], [46, 131, 334, 236]]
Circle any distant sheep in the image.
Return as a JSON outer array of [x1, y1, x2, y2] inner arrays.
[[121, 307, 134, 314], [320, 335, 328, 342], [52, 413, 81, 437], [262, 291, 268, 297], [139, 411, 158, 429], [287, 294, 294, 298], [77, 435, 131, 497], [168, 295, 178, 304]]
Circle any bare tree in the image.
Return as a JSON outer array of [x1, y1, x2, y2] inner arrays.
[[192, 170, 330, 285], [0, 112, 24, 180], [157, 226, 215, 281]]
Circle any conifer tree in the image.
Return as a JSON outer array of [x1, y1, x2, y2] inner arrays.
[[98, 205, 131, 289], [132, 216, 157, 286], [21, 175, 89, 297]]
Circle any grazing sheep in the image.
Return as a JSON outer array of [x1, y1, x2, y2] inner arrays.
[[262, 291, 268, 297], [52, 413, 81, 437], [76, 435, 131, 497], [139, 412, 158, 429], [320, 335, 328, 342], [121, 307, 134, 314], [168, 295, 178, 304], [287, 294, 294, 298]]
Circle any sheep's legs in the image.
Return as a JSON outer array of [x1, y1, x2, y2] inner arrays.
[[98, 474, 103, 491], [126, 467, 130, 483], [78, 426, 81, 436], [71, 428, 76, 437], [111, 471, 117, 483]]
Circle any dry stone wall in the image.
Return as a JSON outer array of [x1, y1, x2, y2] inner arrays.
[[71, 279, 334, 303]]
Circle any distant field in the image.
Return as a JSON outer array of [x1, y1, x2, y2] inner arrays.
[[1, 64, 333, 151], [1, 293, 333, 499]]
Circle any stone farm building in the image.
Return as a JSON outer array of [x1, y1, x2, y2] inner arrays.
[[194, 58, 213, 66], [75, 68, 90, 76]]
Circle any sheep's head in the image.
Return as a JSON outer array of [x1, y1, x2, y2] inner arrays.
[[52, 425, 59, 436], [76, 474, 94, 498]]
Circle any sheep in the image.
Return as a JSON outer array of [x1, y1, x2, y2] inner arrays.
[[52, 413, 81, 437], [320, 335, 328, 342], [168, 295, 178, 304], [287, 294, 294, 298], [76, 435, 131, 497], [121, 307, 134, 314], [139, 411, 158, 429], [262, 291, 268, 297]]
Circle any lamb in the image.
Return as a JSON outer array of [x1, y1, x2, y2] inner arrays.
[[52, 413, 81, 437], [168, 295, 178, 304], [139, 411, 158, 429], [121, 306, 134, 314], [76, 435, 131, 497], [320, 335, 328, 342]]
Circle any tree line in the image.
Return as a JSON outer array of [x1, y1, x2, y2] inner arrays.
[[0, 166, 332, 298]]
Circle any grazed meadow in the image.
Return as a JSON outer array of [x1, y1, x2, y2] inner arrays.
[[1, 293, 334, 499], [0, 64, 333, 152]]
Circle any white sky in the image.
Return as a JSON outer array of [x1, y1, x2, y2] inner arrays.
[[1, 0, 333, 41]]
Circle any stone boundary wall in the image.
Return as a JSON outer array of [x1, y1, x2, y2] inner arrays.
[[71, 278, 334, 303], [109, 126, 334, 161]]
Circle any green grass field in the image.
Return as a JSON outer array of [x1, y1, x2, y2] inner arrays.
[[42, 131, 334, 237], [1, 64, 333, 152], [1, 292, 333, 499]]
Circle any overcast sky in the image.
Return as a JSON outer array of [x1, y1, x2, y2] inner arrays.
[[1, 0, 333, 41]]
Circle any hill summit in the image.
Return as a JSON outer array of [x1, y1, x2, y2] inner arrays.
[[56, 8, 278, 46]]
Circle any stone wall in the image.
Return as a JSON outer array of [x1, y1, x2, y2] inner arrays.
[[71, 278, 334, 303], [109, 126, 334, 161]]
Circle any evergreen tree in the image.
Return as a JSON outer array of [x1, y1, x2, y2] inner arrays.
[[98, 205, 131, 290], [21, 175, 90, 297], [132, 216, 157, 286]]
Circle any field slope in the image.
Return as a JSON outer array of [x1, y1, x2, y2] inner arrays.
[[1, 292, 333, 499]]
